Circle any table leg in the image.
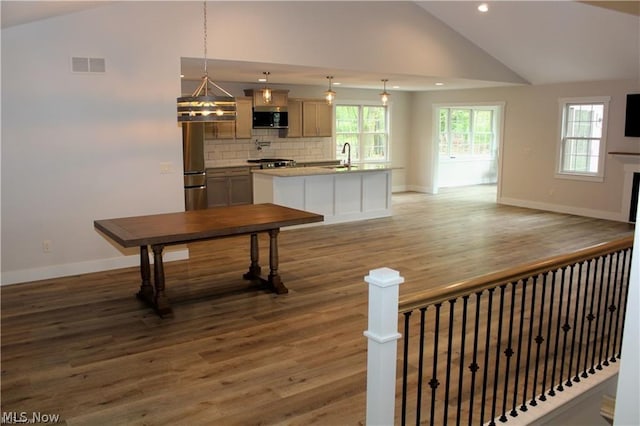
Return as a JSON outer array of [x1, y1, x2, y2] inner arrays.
[[136, 245, 154, 303], [152, 244, 172, 316], [268, 228, 288, 294], [243, 233, 262, 280]]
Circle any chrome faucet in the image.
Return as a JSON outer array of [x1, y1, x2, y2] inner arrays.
[[341, 142, 351, 166]]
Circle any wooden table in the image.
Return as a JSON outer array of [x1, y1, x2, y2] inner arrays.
[[94, 203, 323, 316]]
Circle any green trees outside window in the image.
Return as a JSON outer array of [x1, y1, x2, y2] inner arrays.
[[439, 107, 496, 159], [336, 105, 388, 162]]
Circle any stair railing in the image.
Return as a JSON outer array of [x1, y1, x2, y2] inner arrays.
[[364, 235, 633, 425]]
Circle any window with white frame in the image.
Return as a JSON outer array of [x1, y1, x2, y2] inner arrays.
[[438, 106, 498, 159], [335, 105, 388, 163], [557, 97, 609, 181]]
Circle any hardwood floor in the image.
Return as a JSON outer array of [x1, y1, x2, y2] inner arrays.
[[1, 186, 634, 425]]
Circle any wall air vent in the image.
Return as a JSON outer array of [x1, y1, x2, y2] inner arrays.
[[71, 57, 106, 73]]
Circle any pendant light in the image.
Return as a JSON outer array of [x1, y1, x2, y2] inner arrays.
[[262, 72, 272, 104], [380, 79, 390, 106], [325, 76, 336, 105], [177, 1, 236, 122]]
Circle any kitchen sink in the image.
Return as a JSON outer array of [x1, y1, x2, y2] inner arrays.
[[323, 165, 358, 170]]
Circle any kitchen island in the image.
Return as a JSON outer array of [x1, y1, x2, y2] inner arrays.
[[253, 164, 392, 224]]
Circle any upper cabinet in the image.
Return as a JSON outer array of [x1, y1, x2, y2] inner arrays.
[[234, 98, 252, 139], [245, 89, 288, 108], [286, 99, 303, 138], [303, 100, 333, 137], [205, 97, 252, 140]]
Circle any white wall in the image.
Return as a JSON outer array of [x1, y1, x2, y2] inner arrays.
[[438, 158, 497, 188], [2, 1, 472, 284], [1, 2, 193, 284], [409, 79, 640, 219]]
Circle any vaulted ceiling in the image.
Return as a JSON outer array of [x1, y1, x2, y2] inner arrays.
[[2, 1, 638, 91]]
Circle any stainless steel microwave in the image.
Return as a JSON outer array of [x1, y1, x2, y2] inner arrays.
[[252, 110, 288, 129]]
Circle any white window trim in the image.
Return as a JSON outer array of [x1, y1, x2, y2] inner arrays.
[[555, 96, 610, 183], [335, 101, 391, 163], [437, 105, 501, 162]]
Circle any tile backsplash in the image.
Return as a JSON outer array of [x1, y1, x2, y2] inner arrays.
[[204, 128, 334, 165]]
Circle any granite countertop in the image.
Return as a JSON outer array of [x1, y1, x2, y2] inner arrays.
[[252, 163, 395, 177], [204, 159, 341, 169]]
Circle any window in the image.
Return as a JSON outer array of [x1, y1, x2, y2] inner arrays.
[[438, 107, 497, 159], [335, 105, 388, 162], [557, 97, 609, 181]]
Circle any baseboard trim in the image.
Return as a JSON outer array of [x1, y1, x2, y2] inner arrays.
[[406, 184, 436, 194], [0, 248, 190, 286], [498, 197, 625, 222]]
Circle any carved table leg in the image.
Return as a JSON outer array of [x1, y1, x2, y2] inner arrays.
[[268, 228, 288, 294], [243, 233, 262, 280], [136, 245, 154, 303], [152, 244, 172, 316]]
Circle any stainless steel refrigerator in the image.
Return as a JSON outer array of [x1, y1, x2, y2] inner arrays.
[[182, 123, 207, 210]]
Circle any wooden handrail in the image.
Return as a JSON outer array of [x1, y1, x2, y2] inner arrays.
[[399, 235, 634, 313]]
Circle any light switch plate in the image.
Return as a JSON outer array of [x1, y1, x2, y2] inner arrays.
[[160, 162, 174, 174]]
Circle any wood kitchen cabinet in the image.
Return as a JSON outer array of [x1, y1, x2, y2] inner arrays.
[[234, 98, 253, 139], [286, 99, 303, 138], [206, 167, 254, 207], [303, 100, 333, 137], [206, 97, 252, 139]]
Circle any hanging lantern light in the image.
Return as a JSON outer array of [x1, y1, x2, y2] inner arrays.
[[262, 71, 272, 104], [380, 79, 390, 106], [325, 76, 336, 105], [177, 1, 236, 122]]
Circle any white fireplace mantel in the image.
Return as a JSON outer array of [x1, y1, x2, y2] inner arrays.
[[620, 161, 640, 223]]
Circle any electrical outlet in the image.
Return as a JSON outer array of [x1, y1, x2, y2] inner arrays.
[[42, 240, 52, 253], [160, 162, 174, 174]]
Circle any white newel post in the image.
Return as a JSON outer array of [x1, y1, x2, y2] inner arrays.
[[364, 267, 405, 426]]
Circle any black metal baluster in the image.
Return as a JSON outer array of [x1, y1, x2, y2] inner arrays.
[[402, 311, 412, 426], [552, 267, 568, 394], [522, 275, 538, 410], [575, 259, 591, 382], [489, 285, 506, 426], [604, 251, 620, 365], [480, 288, 495, 425], [500, 282, 517, 422], [443, 299, 456, 425], [585, 257, 600, 376], [568, 262, 583, 385], [531, 273, 547, 406], [589, 256, 606, 373], [558, 264, 580, 391], [541, 270, 557, 401], [598, 253, 614, 369], [429, 304, 442, 426], [611, 249, 627, 361], [456, 295, 469, 426], [512, 280, 527, 416], [468, 292, 483, 426], [416, 307, 427, 426]]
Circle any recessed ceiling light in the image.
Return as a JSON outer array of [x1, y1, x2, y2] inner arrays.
[[180, 74, 185, 78], [392, 85, 400, 89], [258, 78, 267, 82], [478, 3, 489, 12], [435, 82, 444, 86], [333, 82, 341, 86]]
